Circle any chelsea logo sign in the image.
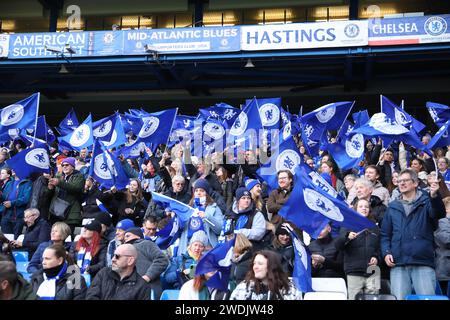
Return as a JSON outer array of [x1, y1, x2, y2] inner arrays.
[[69, 124, 91, 147], [25, 148, 50, 169], [425, 16, 447, 36], [344, 23, 360, 38], [94, 154, 112, 180], [259, 103, 280, 127], [139, 117, 159, 138], [1, 104, 24, 126]]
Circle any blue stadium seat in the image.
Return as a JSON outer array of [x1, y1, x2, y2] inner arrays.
[[16, 261, 29, 273], [160, 289, 180, 300], [13, 251, 29, 262], [405, 295, 449, 300], [82, 274, 91, 287], [20, 272, 32, 283]]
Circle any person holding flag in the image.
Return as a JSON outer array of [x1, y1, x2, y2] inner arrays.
[[229, 250, 303, 300], [335, 198, 380, 300], [177, 179, 223, 257]]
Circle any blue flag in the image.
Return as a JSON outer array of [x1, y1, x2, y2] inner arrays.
[[116, 138, 146, 159], [6, 142, 50, 179], [426, 102, 450, 127], [426, 119, 450, 150], [251, 97, 282, 130], [289, 228, 313, 293], [195, 237, 235, 291], [327, 133, 365, 170], [93, 114, 117, 142], [350, 113, 424, 151], [150, 191, 195, 225], [279, 165, 376, 239], [302, 101, 354, 132], [0, 93, 40, 134], [352, 110, 370, 128], [257, 135, 302, 191], [380, 95, 425, 134], [121, 112, 143, 136], [101, 114, 127, 150], [198, 103, 240, 130], [136, 108, 178, 152], [156, 216, 182, 250], [225, 98, 264, 158], [89, 140, 129, 190], [58, 108, 79, 136], [33, 116, 56, 143], [58, 114, 94, 151], [168, 115, 198, 148], [336, 120, 354, 142]]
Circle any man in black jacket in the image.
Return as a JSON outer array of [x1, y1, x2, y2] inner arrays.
[[85, 244, 150, 300], [10, 208, 51, 257]]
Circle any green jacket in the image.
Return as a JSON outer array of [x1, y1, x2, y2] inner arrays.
[[45, 170, 85, 225], [11, 274, 37, 300]]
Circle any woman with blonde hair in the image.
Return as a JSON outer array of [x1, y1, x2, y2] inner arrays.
[[229, 233, 253, 291], [27, 222, 72, 274]]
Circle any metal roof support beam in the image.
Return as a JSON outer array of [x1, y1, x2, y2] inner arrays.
[[39, 0, 65, 32], [349, 0, 359, 20]]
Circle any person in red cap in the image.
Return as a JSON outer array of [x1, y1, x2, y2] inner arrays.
[[44, 157, 85, 237]]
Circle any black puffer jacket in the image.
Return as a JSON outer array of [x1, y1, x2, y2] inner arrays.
[[31, 267, 87, 300], [85, 266, 150, 300], [269, 243, 295, 275], [308, 234, 344, 278], [335, 226, 380, 276]]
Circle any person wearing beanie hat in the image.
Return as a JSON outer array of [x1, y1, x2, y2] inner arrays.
[[73, 219, 108, 278], [106, 219, 135, 268], [193, 178, 211, 196], [269, 223, 294, 274], [61, 157, 76, 168], [124, 225, 169, 299], [245, 177, 268, 220], [47, 152, 85, 236], [124, 227, 144, 241], [162, 230, 208, 289], [176, 179, 224, 259], [218, 187, 267, 250]]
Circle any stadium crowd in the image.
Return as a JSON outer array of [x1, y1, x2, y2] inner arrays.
[[0, 110, 450, 301]]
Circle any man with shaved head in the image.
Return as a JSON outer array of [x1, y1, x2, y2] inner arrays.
[[86, 244, 151, 300]]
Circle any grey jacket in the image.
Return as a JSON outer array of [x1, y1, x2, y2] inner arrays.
[[132, 239, 169, 280], [434, 217, 450, 281]]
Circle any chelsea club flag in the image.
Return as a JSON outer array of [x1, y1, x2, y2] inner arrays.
[[6, 142, 50, 179], [0, 92, 40, 134], [58, 114, 94, 151]]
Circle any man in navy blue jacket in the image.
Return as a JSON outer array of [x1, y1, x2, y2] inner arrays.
[[381, 169, 445, 300]]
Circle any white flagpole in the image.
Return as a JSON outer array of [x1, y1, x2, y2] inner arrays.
[[164, 108, 179, 154], [32, 92, 41, 145], [336, 101, 355, 138]]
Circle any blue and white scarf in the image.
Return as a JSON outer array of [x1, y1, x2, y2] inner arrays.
[[187, 198, 206, 240], [76, 247, 92, 274], [36, 262, 68, 300]]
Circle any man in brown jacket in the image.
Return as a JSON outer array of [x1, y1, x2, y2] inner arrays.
[[267, 170, 294, 224]]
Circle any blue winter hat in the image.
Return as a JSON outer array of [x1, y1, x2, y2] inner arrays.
[[244, 177, 260, 192], [320, 172, 332, 186], [116, 219, 135, 231], [194, 178, 211, 195], [235, 187, 251, 202]]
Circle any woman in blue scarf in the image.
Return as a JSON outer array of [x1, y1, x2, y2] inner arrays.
[[31, 244, 87, 300], [176, 179, 223, 256]]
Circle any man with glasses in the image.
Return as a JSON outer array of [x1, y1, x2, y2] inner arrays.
[[267, 170, 294, 224], [86, 244, 150, 300], [10, 208, 50, 257], [381, 169, 445, 300], [145, 175, 191, 219], [44, 157, 84, 237]]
